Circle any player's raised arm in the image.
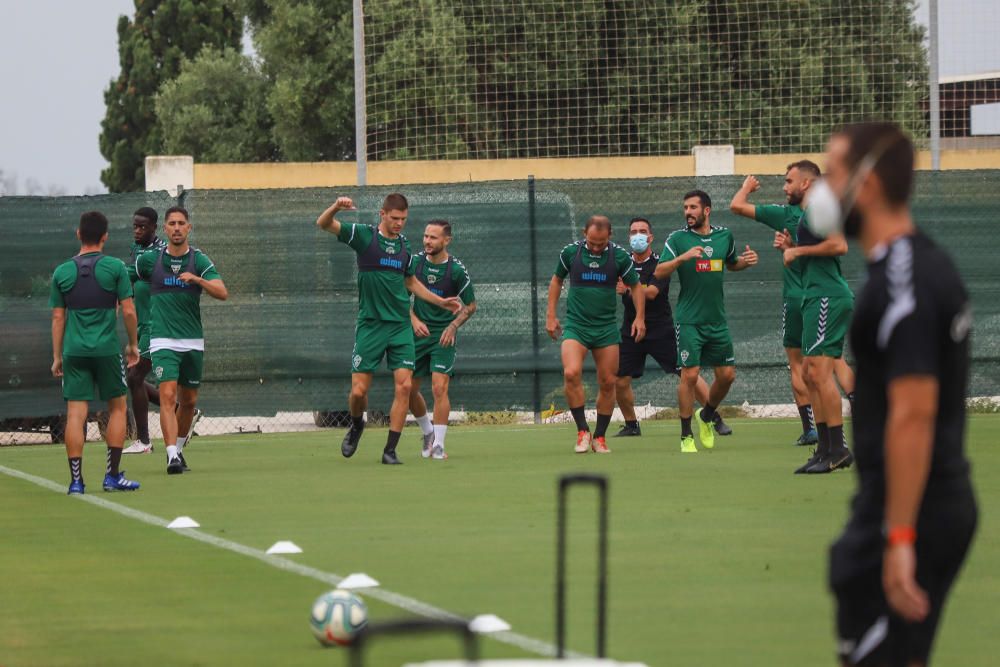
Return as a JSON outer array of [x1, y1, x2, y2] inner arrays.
[[729, 175, 760, 219], [316, 196, 356, 236], [782, 234, 848, 267], [654, 244, 703, 279]]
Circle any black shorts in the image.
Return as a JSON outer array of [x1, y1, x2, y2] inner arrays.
[[829, 493, 977, 666], [616, 333, 678, 378]]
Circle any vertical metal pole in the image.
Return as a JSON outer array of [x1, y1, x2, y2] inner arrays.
[[596, 482, 608, 658], [928, 0, 941, 170], [555, 481, 567, 658], [353, 0, 368, 186], [528, 176, 542, 423]]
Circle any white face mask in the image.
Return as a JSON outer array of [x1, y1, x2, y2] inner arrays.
[[804, 179, 844, 238], [630, 233, 650, 252]]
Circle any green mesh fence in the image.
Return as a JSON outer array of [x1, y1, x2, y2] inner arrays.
[[2, 173, 998, 443]]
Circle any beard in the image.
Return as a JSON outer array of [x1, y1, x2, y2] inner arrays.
[[787, 192, 804, 207]]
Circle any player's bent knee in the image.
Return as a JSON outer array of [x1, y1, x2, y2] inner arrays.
[[563, 367, 583, 385]]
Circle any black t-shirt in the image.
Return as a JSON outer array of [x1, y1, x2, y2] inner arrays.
[[849, 231, 972, 509], [621, 253, 673, 339]]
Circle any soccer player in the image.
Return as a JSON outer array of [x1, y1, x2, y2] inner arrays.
[[135, 206, 228, 475], [824, 122, 977, 667], [546, 215, 645, 454], [613, 217, 729, 437], [729, 164, 820, 446], [776, 180, 855, 473], [316, 194, 462, 465], [408, 220, 477, 460], [654, 191, 758, 453], [123, 207, 166, 454], [50, 211, 140, 494]]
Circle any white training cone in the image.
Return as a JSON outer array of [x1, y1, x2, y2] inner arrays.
[[338, 573, 380, 589], [167, 516, 200, 529], [468, 614, 511, 633], [265, 540, 303, 555]]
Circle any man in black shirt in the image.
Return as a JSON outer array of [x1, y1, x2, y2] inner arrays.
[[822, 122, 977, 666], [613, 217, 731, 437]]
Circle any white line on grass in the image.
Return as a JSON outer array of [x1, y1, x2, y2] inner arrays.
[[0, 464, 584, 660]]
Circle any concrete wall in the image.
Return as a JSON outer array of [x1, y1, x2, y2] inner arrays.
[[147, 150, 1000, 191]]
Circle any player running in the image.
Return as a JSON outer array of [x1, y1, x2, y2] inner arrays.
[[136, 206, 228, 475], [654, 191, 758, 453], [824, 122, 977, 667], [316, 194, 462, 465], [122, 207, 166, 454], [547, 215, 645, 454], [408, 220, 477, 460], [50, 211, 140, 494], [613, 217, 729, 438]]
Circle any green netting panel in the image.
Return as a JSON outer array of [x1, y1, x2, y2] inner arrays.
[[2, 172, 998, 441]]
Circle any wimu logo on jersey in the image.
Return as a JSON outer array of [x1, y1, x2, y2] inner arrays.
[[581, 271, 609, 282], [379, 257, 403, 270], [428, 286, 445, 296], [695, 259, 724, 273], [162, 276, 194, 288]]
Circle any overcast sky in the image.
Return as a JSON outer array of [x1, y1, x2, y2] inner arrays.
[[0, 0, 997, 196]]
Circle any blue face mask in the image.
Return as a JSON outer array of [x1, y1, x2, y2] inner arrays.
[[630, 233, 650, 253]]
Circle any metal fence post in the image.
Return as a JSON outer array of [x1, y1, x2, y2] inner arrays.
[[929, 0, 941, 171], [528, 175, 542, 422], [353, 0, 368, 186]]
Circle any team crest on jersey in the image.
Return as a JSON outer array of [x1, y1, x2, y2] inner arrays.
[[680, 350, 689, 363], [385, 244, 397, 255], [171, 263, 181, 275], [589, 261, 600, 268], [704, 246, 714, 258], [427, 274, 438, 284], [155, 366, 163, 378], [352, 354, 362, 370]]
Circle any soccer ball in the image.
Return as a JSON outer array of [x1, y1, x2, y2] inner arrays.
[[309, 589, 368, 646]]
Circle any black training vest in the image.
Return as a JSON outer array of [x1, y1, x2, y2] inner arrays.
[[149, 249, 202, 296], [63, 254, 118, 310], [569, 242, 616, 289], [356, 227, 409, 275], [415, 254, 456, 298]]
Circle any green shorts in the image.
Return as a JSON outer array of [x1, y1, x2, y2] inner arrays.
[[138, 324, 152, 360], [782, 297, 804, 350], [803, 296, 853, 358], [414, 328, 457, 378], [352, 319, 415, 373], [563, 323, 621, 350], [62, 354, 127, 402], [675, 323, 735, 368], [152, 349, 205, 388]]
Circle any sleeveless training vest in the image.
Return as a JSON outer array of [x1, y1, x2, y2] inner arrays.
[[149, 249, 202, 296], [569, 243, 616, 289], [415, 255, 456, 298], [356, 228, 409, 274], [63, 254, 118, 310]]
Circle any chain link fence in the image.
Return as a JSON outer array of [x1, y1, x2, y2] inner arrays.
[[3, 172, 999, 444]]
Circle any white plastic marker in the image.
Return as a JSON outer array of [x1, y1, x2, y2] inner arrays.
[[337, 572, 379, 589], [167, 516, 200, 528], [266, 540, 303, 555], [469, 614, 512, 633], [0, 464, 585, 660]]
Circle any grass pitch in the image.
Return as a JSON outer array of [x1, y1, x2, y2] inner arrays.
[[1, 416, 997, 666]]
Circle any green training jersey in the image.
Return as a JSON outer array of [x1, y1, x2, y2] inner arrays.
[[136, 248, 221, 349], [554, 241, 639, 329], [754, 204, 804, 299], [661, 225, 738, 325], [127, 236, 167, 327], [411, 253, 476, 329], [337, 223, 415, 322], [49, 252, 132, 357], [796, 214, 854, 300]]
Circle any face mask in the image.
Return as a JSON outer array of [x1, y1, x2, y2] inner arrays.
[[630, 233, 650, 252]]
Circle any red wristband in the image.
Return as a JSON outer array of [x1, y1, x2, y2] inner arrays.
[[886, 526, 916, 547]]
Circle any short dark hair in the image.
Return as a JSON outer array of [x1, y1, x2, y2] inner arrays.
[[584, 215, 612, 233], [683, 190, 711, 208], [382, 193, 409, 212], [426, 219, 452, 237], [786, 160, 820, 178], [134, 207, 158, 224], [164, 205, 189, 221], [835, 122, 914, 207], [629, 217, 652, 233], [79, 211, 108, 245]]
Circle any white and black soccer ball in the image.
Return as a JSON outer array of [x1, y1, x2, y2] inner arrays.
[[309, 589, 368, 646]]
